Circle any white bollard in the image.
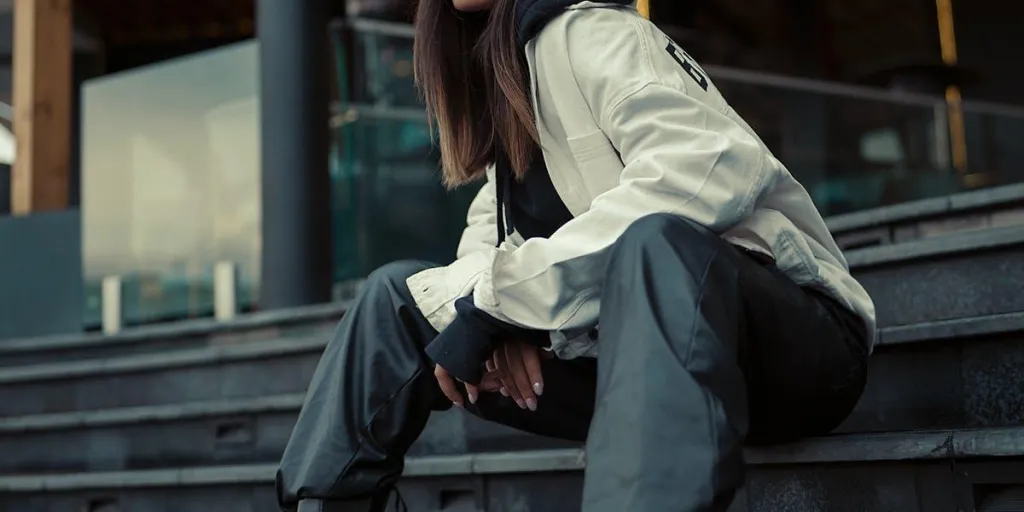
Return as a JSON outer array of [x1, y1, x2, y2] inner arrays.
[[101, 276, 123, 335], [213, 261, 239, 322]]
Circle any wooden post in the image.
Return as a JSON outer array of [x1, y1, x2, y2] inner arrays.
[[11, 0, 73, 215], [935, 0, 968, 174], [637, 0, 650, 19]]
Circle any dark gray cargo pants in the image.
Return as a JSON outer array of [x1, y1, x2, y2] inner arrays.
[[276, 214, 869, 511]]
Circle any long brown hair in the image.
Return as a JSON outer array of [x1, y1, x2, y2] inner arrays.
[[413, 0, 538, 188]]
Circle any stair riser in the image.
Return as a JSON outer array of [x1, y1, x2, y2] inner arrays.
[[840, 336, 1024, 433], [0, 323, 337, 368], [854, 246, 1024, 328], [4, 336, 1023, 470], [0, 460, 1007, 512], [0, 353, 319, 417], [0, 409, 577, 474]]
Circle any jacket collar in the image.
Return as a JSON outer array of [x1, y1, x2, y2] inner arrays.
[[516, 0, 634, 46]]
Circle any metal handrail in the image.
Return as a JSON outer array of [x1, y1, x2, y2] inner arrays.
[[338, 18, 947, 109], [339, 17, 1024, 118], [960, 100, 1024, 120]]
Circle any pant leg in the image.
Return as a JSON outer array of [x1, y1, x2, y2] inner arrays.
[[276, 260, 600, 511], [276, 261, 446, 510], [582, 214, 867, 512]]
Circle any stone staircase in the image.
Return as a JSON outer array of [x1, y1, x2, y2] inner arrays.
[[4, 189, 1024, 511]]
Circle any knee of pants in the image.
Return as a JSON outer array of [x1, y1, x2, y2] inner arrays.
[[607, 213, 720, 275], [357, 260, 432, 311]]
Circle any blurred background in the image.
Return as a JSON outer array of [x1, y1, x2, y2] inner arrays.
[[1, 0, 1022, 336], [3, 1, 1024, 510]]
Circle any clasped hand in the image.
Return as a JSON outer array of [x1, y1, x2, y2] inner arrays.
[[434, 339, 545, 412]]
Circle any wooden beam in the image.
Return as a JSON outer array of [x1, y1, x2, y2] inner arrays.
[[11, 0, 72, 215], [637, 0, 649, 19], [935, 0, 968, 174]]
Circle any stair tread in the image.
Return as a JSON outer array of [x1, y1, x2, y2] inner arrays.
[[0, 302, 346, 357], [847, 224, 1024, 269], [2, 427, 1023, 492], [0, 393, 306, 433], [2, 308, 1016, 389], [826, 182, 1024, 234], [0, 336, 326, 385]]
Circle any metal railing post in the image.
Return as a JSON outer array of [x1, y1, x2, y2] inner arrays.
[[213, 261, 239, 322], [932, 103, 951, 171], [101, 275, 123, 335]]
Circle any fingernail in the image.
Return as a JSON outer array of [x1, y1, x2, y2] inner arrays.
[[533, 382, 544, 395], [500, 388, 509, 397], [453, 401, 463, 408], [468, 391, 477, 404], [526, 397, 537, 411], [516, 399, 527, 409]]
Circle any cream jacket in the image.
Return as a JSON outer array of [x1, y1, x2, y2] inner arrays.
[[407, 2, 876, 358]]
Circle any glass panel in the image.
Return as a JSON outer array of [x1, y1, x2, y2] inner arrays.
[[81, 41, 261, 328], [331, 22, 479, 298], [962, 104, 1024, 185], [347, 25, 419, 109], [714, 81, 956, 216], [330, 108, 479, 293], [338, 20, 976, 217]]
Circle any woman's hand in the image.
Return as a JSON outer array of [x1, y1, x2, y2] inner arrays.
[[486, 339, 545, 411], [434, 363, 502, 408], [434, 339, 546, 411]]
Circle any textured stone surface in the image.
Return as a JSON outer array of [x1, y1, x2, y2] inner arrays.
[[843, 336, 1024, 433], [962, 339, 1024, 428], [856, 247, 1024, 327], [745, 465, 931, 512], [0, 460, 986, 512], [0, 406, 574, 475], [0, 351, 320, 417], [0, 302, 344, 367], [839, 344, 965, 433]]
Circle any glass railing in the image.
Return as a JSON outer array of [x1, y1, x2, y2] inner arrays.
[[80, 41, 262, 329], [961, 101, 1024, 186], [76, 17, 1024, 330], [709, 70, 957, 215], [329, 18, 483, 298], [79, 27, 475, 329], [328, 105, 479, 293], [336, 18, 1024, 216]]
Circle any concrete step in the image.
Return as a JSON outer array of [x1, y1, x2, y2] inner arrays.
[[828, 182, 1024, 251], [0, 336, 324, 417], [849, 225, 1024, 329], [1, 306, 1020, 430], [842, 311, 1024, 433], [2, 311, 1023, 473], [0, 303, 344, 368], [1, 428, 1022, 512], [0, 394, 576, 474]]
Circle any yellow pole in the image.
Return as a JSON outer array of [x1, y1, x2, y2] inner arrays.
[[637, 0, 650, 19], [935, 0, 968, 174]]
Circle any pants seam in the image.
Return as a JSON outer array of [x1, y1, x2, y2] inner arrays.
[[326, 365, 426, 499], [681, 247, 721, 367]]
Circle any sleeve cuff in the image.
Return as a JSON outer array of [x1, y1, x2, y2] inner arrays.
[[424, 297, 549, 384]]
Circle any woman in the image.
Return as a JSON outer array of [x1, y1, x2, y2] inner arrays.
[[276, 0, 874, 510]]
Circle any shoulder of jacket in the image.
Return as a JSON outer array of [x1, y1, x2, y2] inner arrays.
[[533, 4, 660, 109], [535, 3, 646, 47]]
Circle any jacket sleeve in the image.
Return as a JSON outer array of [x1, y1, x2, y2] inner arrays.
[[456, 166, 499, 259], [470, 9, 773, 331], [407, 166, 499, 334]]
